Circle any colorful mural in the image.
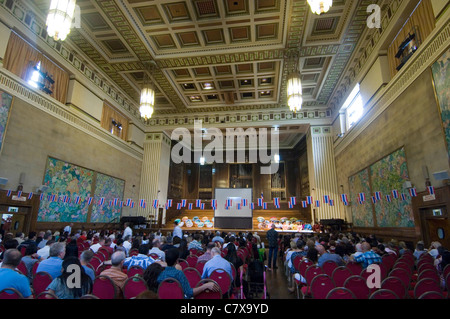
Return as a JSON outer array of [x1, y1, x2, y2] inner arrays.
[[0, 91, 13, 155], [90, 173, 125, 223], [431, 48, 450, 158], [349, 168, 374, 227]]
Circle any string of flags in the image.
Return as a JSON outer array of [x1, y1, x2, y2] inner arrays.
[[2, 186, 429, 209]]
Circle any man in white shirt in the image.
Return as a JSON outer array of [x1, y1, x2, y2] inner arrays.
[[37, 239, 55, 259], [90, 237, 105, 253], [63, 223, 73, 236], [149, 238, 165, 261], [173, 221, 182, 239], [123, 223, 132, 240], [123, 235, 132, 256]]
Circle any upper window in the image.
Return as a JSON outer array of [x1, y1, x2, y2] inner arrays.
[[342, 83, 363, 130]]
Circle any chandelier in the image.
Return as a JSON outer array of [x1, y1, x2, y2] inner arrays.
[[140, 62, 156, 120], [286, 50, 302, 113], [46, 0, 77, 41], [307, 0, 332, 15]]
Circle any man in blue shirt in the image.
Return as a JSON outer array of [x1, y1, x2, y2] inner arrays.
[[317, 244, 345, 267], [157, 248, 218, 298], [173, 221, 183, 239], [123, 244, 156, 270], [0, 249, 33, 298], [201, 247, 233, 279], [351, 242, 382, 268], [36, 242, 66, 279]]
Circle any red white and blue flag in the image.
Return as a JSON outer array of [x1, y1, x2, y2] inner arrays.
[[74, 196, 81, 205], [98, 197, 105, 206], [306, 196, 313, 205], [177, 203, 182, 210], [226, 198, 233, 208], [181, 199, 187, 207], [288, 201, 293, 209], [188, 203, 193, 210], [27, 192, 33, 200], [40, 193, 45, 201], [140, 199, 146, 208], [262, 202, 267, 210], [260, 192, 264, 200], [290, 197, 296, 206], [6, 190, 12, 197], [409, 188, 417, 197], [302, 201, 307, 208], [108, 200, 113, 207], [87, 197, 93, 205], [211, 199, 217, 209], [371, 196, 377, 204], [358, 193, 365, 202], [196, 199, 202, 207], [130, 201, 135, 208], [153, 199, 159, 209], [241, 199, 248, 207], [119, 201, 124, 208], [386, 195, 391, 203], [237, 203, 241, 210], [166, 199, 173, 208], [114, 198, 119, 206], [257, 198, 263, 207], [201, 203, 205, 210], [392, 189, 399, 199], [126, 198, 132, 206], [401, 193, 407, 201], [427, 186, 435, 195], [250, 202, 255, 210], [315, 200, 320, 207], [273, 197, 280, 207], [17, 191, 22, 198], [375, 191, 381, 201], [341, 194, 348, 204], [329, 199, 334, 206], [323, 195, 329, 204]]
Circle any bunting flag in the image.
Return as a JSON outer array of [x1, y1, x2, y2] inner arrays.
[[98, 197, 105, 206], [250, 202, 254, 210], [329, 199, 334, 206], [27, 192, 33, 200], [51, 194, 57, 202], [315, 200, 320, 207], [6, 190, 12, 197], [113, 198, 119, 206], [392, 189, 399, 199], [166, 199, 173, 208], [273, 197, 280, 207], [17, 191, 22, 198], [237, 203, 241, 210], [125, 198, 132, 206], [177, 203, 182, 210], [288, 201, 293, 209], [108, 200, 113, 207], [211, 199, 217, 209], [306, 196, 313, 205], [225, 204, 230, 210], [323, 195, 329, 204], [200, 203, 205, 210], [226, 198, 233, 208], [358, 193, 366, 202], [140, 199, 146, 208], [260, 192, 264, 200], [340, 194, 348, 203], [371, 196, 377, 204], [74, 196, 81, 205], [401, 193, 407, 201], [262, 202, 267, 210], [153, 199, 159, 209], [290, 197, 296, 206], [427, 186, 435, 195], [130, 201, 135, 208], [188, 203, 193, 210], [241, 198, 248, 207], [63, 195, 69, 203], [181, 199, 187, 207], [302, 201, 307, 208], [87, 197, 93, 205], [375, 191, 381, 201], [40, 193, 45, 201], [386, 195, 391, 203], [257, 198, 263, 207], [196, 199, 202, 207], [119, 201, 124, 208], [409, 188, 417, 197]]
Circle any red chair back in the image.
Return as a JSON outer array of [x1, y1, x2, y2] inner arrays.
[[186, 255, 198, 268], [381, 276, 407, 299], [332, 266, 353, 287], [0, 288, 24, 299], [322, 260, 338, 277], [32, 262, 40, 276], [418, 262, 437, 275], [326, 287, 356, 299], [92, 275, 119, 299], [310, 274, 335, 299], [346, 261, 363, 275], [36, 291, 58, 299], [393, 261, 412, 276], [417, 269, 440, 283], [123, 276, 149, 299], [20, 246, 26, 257], [183, 267, 202, 288], [344, 275, 370, 299], [388, 268, 410, 289], [89, 256, 102, 272], [127, 265, 144, 278], [196, 260, 207, 275], [442, 264, 450, 280], [17, 261, 28, 276], [414, 278, 442, 299], [369, 289, 399, 299], [418, 291, 444, 299], [157, 278, 184, 299], [195, 279, 222, 299], [305, 265, 323, 285], [209, 268, 232, 297], [298, 259, 313, 278], [178, 259, 189, 270], [32, 271, 53, 296]]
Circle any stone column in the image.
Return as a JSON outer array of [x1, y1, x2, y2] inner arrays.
[[307, 126, 344, 223], [138, 132, 172, 224]]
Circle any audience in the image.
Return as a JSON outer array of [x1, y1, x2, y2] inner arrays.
[[79, 250, 95, 282], [0, 249, 33, 298], [36, 242, 66, 279], [201, 247, 233, 280], [100, 251, 128, 294]]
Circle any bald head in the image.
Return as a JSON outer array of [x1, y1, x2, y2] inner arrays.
[[361, 242, 371, 252], [316, 244, 326, 255], [2, 249, 22, 268]]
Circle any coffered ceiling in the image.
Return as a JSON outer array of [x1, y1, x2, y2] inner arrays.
[[18, 0, 382, 123]]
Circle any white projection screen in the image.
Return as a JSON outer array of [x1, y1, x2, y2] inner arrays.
[[214, 188, 253, 229]]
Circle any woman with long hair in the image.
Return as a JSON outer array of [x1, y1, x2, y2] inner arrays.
[[178, 237, 190, 260], [143, 262, 165, 293], [47, 256, 93, 299]]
